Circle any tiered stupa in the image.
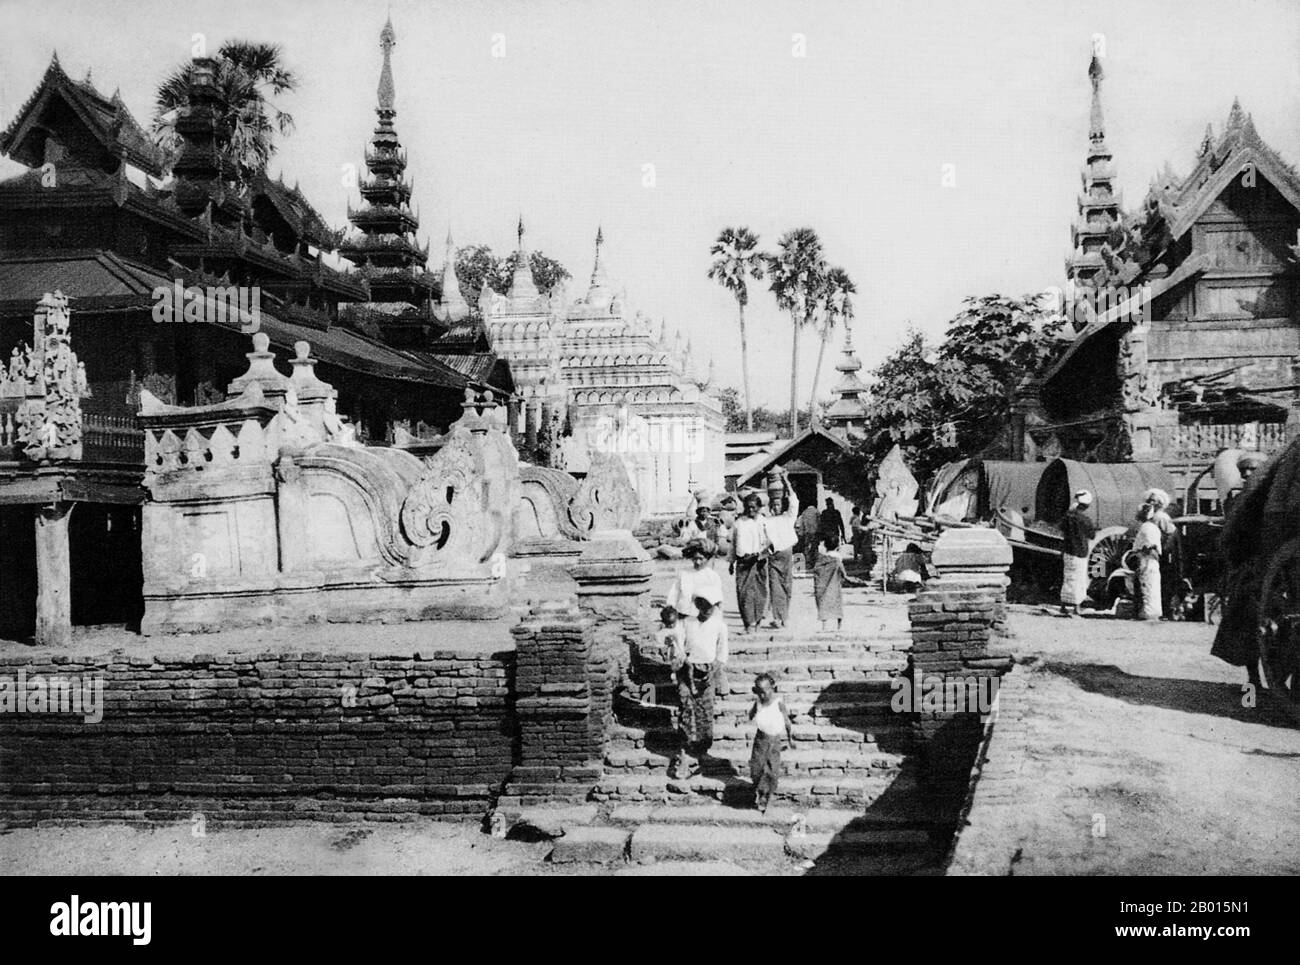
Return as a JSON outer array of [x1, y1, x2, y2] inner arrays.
[[1065, 52, 1122, 309], [338, 16, 435, 345], [825, 325, 868, 438]]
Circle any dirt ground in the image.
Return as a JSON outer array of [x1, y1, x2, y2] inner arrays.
[[954, 607, 1300, 875]]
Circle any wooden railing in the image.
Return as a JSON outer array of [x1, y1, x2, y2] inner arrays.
[[1158, 420, 1289, 462], [82, 412, 144, 463]]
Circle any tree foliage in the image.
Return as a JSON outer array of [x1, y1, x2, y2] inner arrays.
[[830, 294, 1067, 500], [717, 385, 794, 436], [707, 226, 765, 432], [765, 228, 826, 438], [454, 245, 571, 303], [152, 40, 298, 185]]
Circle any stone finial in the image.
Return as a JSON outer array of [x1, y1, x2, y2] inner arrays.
[[226, 331, 291, 401], [288, 339, 335, 403]]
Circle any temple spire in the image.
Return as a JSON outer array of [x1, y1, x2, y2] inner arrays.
[[378, 15, 396, 112], [826, 323, 868, 438], [508, 215, 539, 301], [1066, 49, 1120, 297], [337, 15, 434, 325], [438, 228, 469, 323], [1088, 52, 1105, 145], [588, 225, 611, 295]]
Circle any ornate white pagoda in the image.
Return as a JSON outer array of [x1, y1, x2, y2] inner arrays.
[[481, 225, 725, 516]]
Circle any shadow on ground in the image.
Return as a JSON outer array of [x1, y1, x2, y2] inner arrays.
[[1041, 660, 1300, 729]]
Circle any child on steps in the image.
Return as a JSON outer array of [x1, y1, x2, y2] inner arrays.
[[748, 672, 793, 812]]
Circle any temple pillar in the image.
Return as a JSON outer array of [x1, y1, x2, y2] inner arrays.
[[525, 400, 539, 452], [507, 397, 521, 443], [1009, 378, 1043, 462], [570, 528, 652, 728], [907, 528, 1013, 811], [34, 502, 72, 647]]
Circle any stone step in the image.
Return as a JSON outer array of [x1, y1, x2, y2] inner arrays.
[[727, 639, 909, 659], [603, 747, 906, 778], [712, 695, 899, 725], [716, 676, 899, 697], [623, 823, 937, 863], [608, 722, 910, 754], [627, 823, 789, 862], [605, 803, 938, 831], [722, 656, 908, 677], [590, 772, 913, 808]]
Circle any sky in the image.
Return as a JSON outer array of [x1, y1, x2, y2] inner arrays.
[[1, 0, 1299, 408]]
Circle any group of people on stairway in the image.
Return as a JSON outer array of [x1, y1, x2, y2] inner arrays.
[[655, 467, 855, 802]]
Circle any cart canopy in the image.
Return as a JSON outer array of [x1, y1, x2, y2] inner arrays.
[[1035, 458, 1177, 530], [929, 458, 1047, 522]]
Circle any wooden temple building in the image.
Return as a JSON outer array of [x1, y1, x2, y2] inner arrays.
[[0, 21, 514, 643], [1014, 54, 1300, 509]]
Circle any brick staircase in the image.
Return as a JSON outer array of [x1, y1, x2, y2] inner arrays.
[[594, 589, 922, 810]]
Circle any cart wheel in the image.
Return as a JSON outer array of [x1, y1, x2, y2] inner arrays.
[[1087, 530, 1131, 604], [1258, 537, 1300, 715]]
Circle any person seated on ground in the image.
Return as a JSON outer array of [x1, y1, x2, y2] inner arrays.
[[678, 505, 720, 548]]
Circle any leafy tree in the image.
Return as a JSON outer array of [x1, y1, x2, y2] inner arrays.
[[455, 245, 570, 303], [766, 228, 826, 439], [707, 227, 766, 432], [493, 250, 571, 296], [717, 385, 794, 436], [152, 40, 298, 186], [808, 265, 855, 423], [833, 294, 1067, 496], [454, 244, 498, 304]]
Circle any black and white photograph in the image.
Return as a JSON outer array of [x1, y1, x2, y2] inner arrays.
[[0, 0, 1295, 909]]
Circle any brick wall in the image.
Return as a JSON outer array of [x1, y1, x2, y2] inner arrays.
[[506, 603, 605, 802], [907, 578, 1014, 815], [0, 649, 515, 826]]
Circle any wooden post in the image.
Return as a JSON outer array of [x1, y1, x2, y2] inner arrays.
[[34, 502, 72, 646]]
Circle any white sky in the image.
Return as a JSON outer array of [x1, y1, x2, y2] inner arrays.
[[1, 0, 1298, 408]]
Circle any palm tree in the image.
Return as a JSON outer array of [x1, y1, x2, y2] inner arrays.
[[707, 227, 766, 431], [151, 41, 298, 185], [808, 266, 856, 424], [766, 228, 825, 438]]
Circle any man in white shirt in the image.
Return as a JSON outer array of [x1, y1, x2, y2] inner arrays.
[[763, 469, 799, 628], [728, 491, 769, 633]]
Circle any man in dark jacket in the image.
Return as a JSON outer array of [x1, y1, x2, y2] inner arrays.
[[818, 498, 845, 545], [1059, 489, 1096, 617]]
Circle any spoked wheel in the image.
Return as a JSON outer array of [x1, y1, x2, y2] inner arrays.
[[1087, 528, 1132, 605], [1257, 537, 1300, 720]]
